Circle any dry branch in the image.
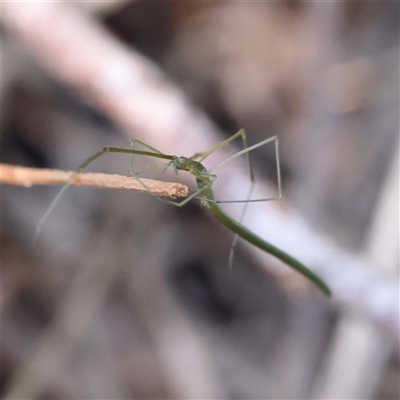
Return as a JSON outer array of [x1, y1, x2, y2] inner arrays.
[[0, 163, 188, 199]]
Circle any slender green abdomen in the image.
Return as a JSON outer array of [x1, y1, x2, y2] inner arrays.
[[206, 200, 331, 296]]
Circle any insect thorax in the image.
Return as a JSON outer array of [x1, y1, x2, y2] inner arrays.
[[174, 156, 207, 175]]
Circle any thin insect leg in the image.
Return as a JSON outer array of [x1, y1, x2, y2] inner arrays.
[[208, 135, 275, 173], [179, 138, 330, 295], [193, 130, 255, 201], [129, 139, 165, 176], [189, 128, 257, 197], [162, 173, 217, 207], [126, 161, 193, 206], [35, 148, 107, 241], [135, 162, 171, 176], [117, 147, 218, 209], [196, 134, 281, 268], [219, 137, 282, 266], [192, 133, 282, 202], [196, 129, 252, 177], [209, 136, 282, 203], [228, 183, 256, 269], [126, 139, 203, 204], [188, 130, 258, 268], [217, 131, 255, 269], [125, 168, 175, 206], [36, 145, 175, 240], [224, 136, 281, 268], [125, 140, 182, 204]]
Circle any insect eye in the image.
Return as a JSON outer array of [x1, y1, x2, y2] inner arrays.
[[177, 156, 187, 164]]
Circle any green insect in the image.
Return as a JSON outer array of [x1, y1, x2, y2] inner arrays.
[[37, 129, 331, 296]]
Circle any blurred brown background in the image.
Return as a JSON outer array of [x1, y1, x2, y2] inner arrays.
[[1, 2, 399, 399]]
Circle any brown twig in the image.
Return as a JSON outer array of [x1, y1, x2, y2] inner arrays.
[[0, 163, 188, 199]]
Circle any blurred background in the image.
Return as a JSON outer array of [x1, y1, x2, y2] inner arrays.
[[1, 2, 399, 399]]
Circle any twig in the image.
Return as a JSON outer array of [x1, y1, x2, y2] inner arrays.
[[0, 163, 188, 199]]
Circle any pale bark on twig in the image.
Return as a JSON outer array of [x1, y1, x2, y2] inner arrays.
[[0, 163, 188, 199]]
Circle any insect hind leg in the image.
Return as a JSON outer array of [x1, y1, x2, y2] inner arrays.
[[189, 129, 256, 269], [195, 132, 282, 269]]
